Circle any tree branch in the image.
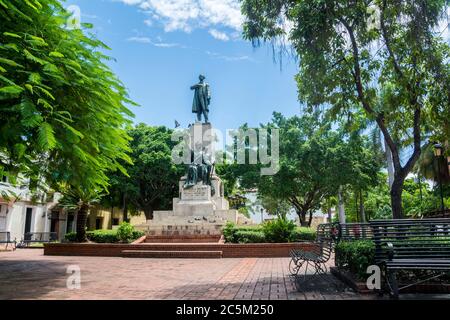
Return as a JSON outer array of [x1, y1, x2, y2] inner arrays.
[[380, 0, 405, 80], [338, 16, 402, 171]]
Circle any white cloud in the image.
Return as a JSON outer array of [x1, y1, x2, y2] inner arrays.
[[205, 50, 254, 62], [209, 29, 229, 41], [118, 0, 243, 39], [127, 36, 183, 48], [127, 36, 152, 43], [121, 0, 143, 5]]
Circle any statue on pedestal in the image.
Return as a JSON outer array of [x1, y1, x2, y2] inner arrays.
[[191, 74, 210, 123], [184, 149, 214, 190]]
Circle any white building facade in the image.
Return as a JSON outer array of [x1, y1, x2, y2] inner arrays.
[[0, 176, 75, 242]]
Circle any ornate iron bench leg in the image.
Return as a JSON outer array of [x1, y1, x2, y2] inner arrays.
[[294, 260, 311, 291], [289, 258, 302, 276], [387, 269, 399, 299]]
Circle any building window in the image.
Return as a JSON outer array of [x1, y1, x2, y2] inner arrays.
[[95, 217, 103, 230], [66, 213, 75, 233], [112, 218, 120, 226]]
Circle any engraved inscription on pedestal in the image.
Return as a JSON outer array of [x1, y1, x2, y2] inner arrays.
[[181, 185, 210, 201]]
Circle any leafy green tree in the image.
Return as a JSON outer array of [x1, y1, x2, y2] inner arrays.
[[227, 113, 380, 226], [59, 186, 101, 242], [242, 0, 450, 218], [0, 1, 135, 239], [104, 124, 184, 220], [259, 194, 292, 219]]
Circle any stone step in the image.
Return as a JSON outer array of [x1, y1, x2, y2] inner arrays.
[[144, 235, 222, 243], [121, 250, 223, 259]]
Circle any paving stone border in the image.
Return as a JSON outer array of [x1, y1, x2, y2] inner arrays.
[[44, 242, 316, 258]]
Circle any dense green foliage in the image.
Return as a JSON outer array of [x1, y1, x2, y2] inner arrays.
[[0, 0, 134, 190], [291, 227, 317, 242], [223, 114, 381, 226], [222, 223, 260, 243], [63, 232, 77, 242], [116, 221, 135, 242], [87, 229, 118, 243], [335, 240, 375, 280], [262, 216, 296, 243], [241, 0, 450, 219], [223, 221, 317, 243], [64, 222, 144, 243], [0, 0, 135, 241], [342, 173, 447, 221], [103, 124, 184, 220], [234, 230, 267, 243]]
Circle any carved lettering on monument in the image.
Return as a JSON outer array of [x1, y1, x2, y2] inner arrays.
[[181, 185, 210, 201]]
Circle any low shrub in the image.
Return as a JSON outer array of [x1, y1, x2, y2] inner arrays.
[[65, 226, 144, 243], [86, 230, 119, 243], [262, 217, 296, 243], [223, 222, 261, 243], [291, 227, 316, 241], [223, 221, 316, 243], [223, 222, 237, 243], [132, 230, 145, 240], [64, 232, 77, 242], [117, 222, 134, 242], [234, 230, 266, 243], [335, 240, 375, 280]]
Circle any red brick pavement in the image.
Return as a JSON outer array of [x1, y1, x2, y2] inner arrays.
[[0, 249, 363, 300]]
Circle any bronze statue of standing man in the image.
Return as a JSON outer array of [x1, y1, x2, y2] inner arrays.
[[191, 74, 211, 123]]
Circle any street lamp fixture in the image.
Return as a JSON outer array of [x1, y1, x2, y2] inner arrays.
[[260, 208, 264, 224], [433, 143, 445, 216], [434, 143, 443, 157]]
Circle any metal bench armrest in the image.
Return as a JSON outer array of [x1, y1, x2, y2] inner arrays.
[[386, 242, 394, 261]]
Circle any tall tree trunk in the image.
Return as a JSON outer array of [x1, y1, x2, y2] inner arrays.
[[390, 176, 404, 219], [109, 205, 114, 229], [144, 205, 154, 220], [308, 210, 313, 227], [359, 190, 366, 223], [338, 186, 346, 224], [385, 139, 395, 188], [76, 204, 89, 242], [122, 193, 128, 223], [296, 209, 309, 227]]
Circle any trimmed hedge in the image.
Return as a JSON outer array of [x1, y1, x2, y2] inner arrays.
[[335, 240, 375, 280], [87, 230, 118, 243], [223, 221, 317, 243], [291, 227, 317, 241], [64, 232, 77, 242], [234, 230, 266, 243], [64, 222, 145, 243], [262, 217, 296, 243]]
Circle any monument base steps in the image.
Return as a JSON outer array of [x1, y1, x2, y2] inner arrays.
[[121, 249, 223, 259]]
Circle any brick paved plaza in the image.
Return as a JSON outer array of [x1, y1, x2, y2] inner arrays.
[[0, 249, 365, 300], [1, 249, 449, 300]]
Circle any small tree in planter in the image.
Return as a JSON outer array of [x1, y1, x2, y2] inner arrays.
[[262, 216, 296, 243], [59, 187, 101, 242], [116, 222, 135, 243]]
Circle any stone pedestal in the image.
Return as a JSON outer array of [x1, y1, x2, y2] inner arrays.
[[139, 123, 239, 236]]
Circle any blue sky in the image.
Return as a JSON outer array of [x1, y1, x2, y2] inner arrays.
[[67, 0, 302, 134]]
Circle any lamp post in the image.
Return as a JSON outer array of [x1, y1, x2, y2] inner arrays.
[[433, 143, 445, 216]]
